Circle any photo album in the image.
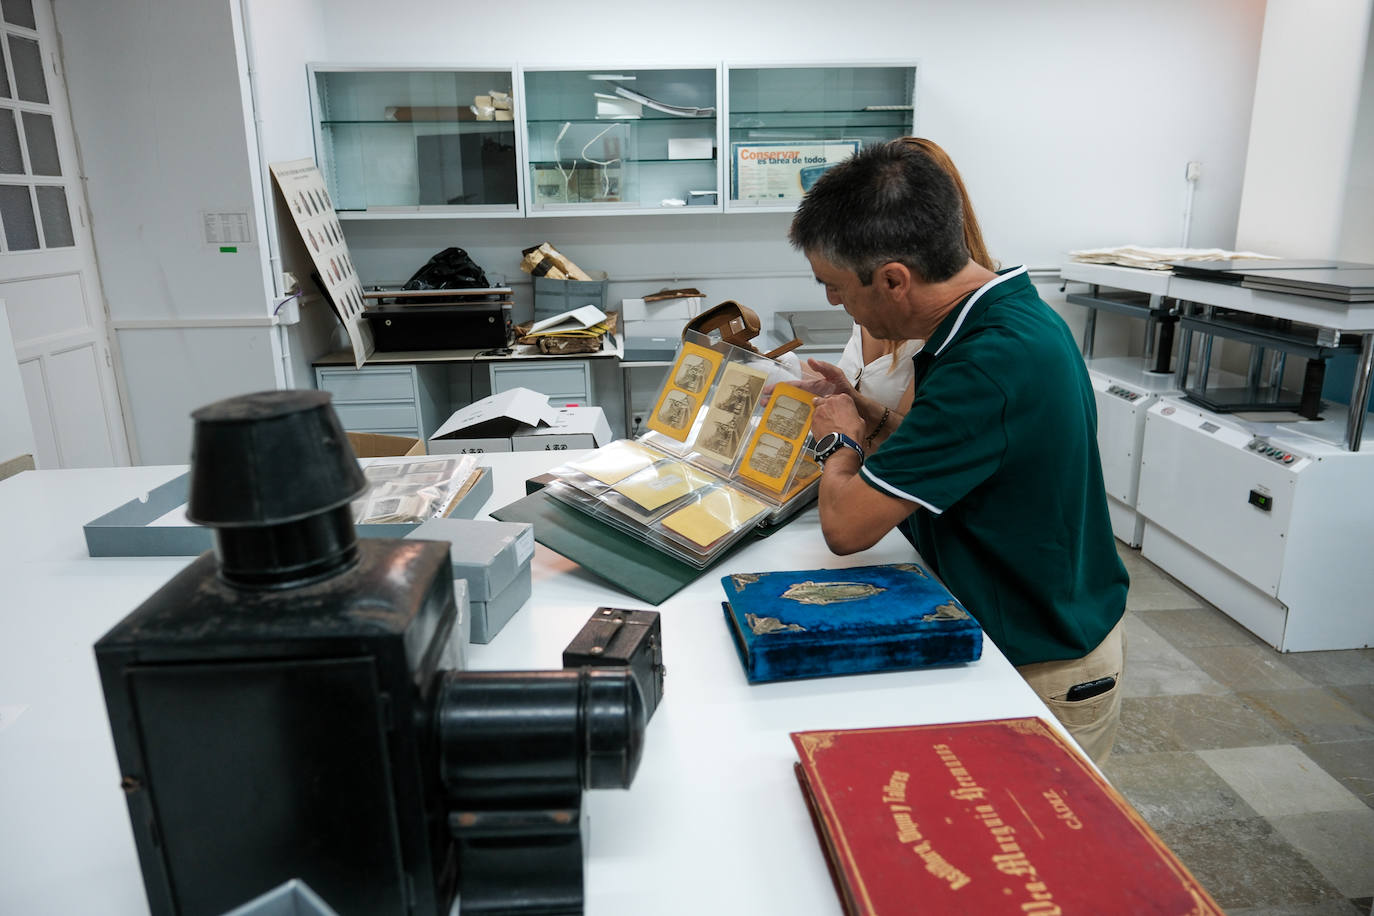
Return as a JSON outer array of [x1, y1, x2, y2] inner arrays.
[[542, 331, 822, 567]]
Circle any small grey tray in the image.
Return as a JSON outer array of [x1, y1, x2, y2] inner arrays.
[[84, 468, 493, 558]]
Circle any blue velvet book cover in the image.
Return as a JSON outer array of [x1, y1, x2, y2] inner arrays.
[[720, 563, 983, 683]]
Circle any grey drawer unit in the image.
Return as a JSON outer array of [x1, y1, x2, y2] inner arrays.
[[489, 361, 592, 406], [315, 364, 447, 440]]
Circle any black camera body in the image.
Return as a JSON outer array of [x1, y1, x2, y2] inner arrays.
[[95, 391, 646, 916], [563, 607, 665, 719]]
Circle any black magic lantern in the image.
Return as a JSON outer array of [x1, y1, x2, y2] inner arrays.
[[95, 390, 646, 915]]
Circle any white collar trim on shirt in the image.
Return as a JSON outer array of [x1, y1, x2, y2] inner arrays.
[[932, 265, 1028, 357]]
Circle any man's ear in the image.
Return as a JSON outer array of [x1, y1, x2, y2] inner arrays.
[[874, 261, 914, 297]]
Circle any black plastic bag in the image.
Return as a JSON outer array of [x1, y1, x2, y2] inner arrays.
[[403, 247, 490, 290]]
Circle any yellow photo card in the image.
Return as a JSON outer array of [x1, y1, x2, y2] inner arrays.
[[661, 485, 769, 550], [565, 440, 656, 486], [737, 382, 815, 493], [646, 341, 724, 441], [611, 460, 716, 512]]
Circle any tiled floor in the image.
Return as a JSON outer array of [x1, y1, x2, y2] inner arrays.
[[1102, 544, 1374, 915]]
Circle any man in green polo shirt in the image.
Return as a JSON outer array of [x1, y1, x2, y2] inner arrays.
[[792, 140, 1129, 763]]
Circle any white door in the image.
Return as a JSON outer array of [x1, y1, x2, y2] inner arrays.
[[0, 0, 127, 468]]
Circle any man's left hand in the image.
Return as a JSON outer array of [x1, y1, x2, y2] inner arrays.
[[812, 393, 864, 442]]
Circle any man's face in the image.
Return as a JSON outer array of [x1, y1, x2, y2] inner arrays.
[[807, 252, 899, 340]]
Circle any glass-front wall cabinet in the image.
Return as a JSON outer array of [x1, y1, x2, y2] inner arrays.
[[521, 67, 721, 215], [310, 67, 521, 216], [725, 64, 916, 211]]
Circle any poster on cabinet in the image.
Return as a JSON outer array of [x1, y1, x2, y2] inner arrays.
[[730, 139, 861, 202], [269, 158, 372, 368]]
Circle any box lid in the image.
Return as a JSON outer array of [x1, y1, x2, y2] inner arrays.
[[510, 407, 612, 448], [405, 517, 534, 600], [430, 388, 557, 442]]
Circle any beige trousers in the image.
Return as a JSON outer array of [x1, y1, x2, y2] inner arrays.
[[1016, 616, 1126, 765]]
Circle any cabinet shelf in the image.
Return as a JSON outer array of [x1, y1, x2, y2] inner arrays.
[[320, 119, 517, 129], [307, 61, 916, 219]]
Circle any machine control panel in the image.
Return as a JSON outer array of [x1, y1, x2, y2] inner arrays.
[[1246, 438, 1298, 465], [1106, 384, 1144, 402]]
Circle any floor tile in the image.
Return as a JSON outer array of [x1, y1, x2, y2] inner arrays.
[[1198, 745, 1368, 817], [1299, 741, 1374, 810], [1280, 649, 1374, 687], [1228, 902, 1367, 916], [1124, 563, 1209, 611], [1121, 613, 1229, 698], [1180, 644, 1317, 692], [1101, 750, 1258, 825], [1115, 694, 1285, 754], [1332, 685, 1374, 721], [1270, 808, 1374, 897], [1239, 689, 1374, 744], [1135, 605, 1266, 649], [1153, 816, 1346, 910]]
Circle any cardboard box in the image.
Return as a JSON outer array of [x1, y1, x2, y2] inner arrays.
[[668, 137, 713, 160], [83, 466, 494, 558], [346, 431, 425, 458], [511, 406, 612, 452], [429, 388, 557, 455], [407, 518, 534, 644]]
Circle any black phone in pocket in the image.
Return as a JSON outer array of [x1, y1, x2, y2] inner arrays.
[[1065, 675, 1116, 702]]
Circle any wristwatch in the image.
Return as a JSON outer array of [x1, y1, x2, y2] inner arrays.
[[813, 431, 865, 466]]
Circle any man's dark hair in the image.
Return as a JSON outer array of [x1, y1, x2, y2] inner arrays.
[[788, 140, 969, 285]]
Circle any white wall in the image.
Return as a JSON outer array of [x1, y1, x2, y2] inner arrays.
[[54, 0, 282, 464], [1235, 0, 1373, 257], [56, 0, 1271, 459], [239, 0, 1266, 368], [1338, 7, 1374, 261]]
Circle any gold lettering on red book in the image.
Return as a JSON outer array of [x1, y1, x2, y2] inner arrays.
[[887, 769, 971, 891], [882, 770, 909, 804], [1042, 789, 1083, 830]]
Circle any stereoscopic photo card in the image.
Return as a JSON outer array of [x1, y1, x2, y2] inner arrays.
[[691, 361, 770, 466], [647, 341, 724, 441], [737, 381, 815, 493]]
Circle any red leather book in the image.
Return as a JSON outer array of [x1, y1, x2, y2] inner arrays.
[[791, 718, 1223, 915]]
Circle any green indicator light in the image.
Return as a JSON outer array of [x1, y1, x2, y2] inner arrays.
[[219, 246, 238, 253]]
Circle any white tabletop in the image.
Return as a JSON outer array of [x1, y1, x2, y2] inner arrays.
[[0, 454, 1062, 915]]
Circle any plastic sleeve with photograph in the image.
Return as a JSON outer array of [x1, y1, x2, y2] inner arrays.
[[735, 381, 816, 494], [645, 341, 723, 442], [656, 483, 770, 555], [687, 360, 771, 471], [551, 439, 658, 494], [598, 459, 719, 525]]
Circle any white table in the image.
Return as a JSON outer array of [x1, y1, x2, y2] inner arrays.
[[0, 454, 1064, 915]]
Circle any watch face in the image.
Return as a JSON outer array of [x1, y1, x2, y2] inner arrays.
[[815, 432, 840, 460]]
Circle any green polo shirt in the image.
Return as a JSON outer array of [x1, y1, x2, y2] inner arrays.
[[861, 267, 1128, 667]]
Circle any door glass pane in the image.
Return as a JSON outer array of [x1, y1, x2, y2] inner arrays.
[[0, 108, 21, 172], [9, 36, 46, 104], [1, 0, 36, 30], [35, 185, 71, 246], [22, 111, 57, 174], [0, 182, 37, 248]]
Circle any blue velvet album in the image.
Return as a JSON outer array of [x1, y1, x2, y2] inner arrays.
[[719, 563, 983, 683]]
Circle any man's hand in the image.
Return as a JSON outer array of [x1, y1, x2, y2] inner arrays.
[[811, 392, 864, 442]]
